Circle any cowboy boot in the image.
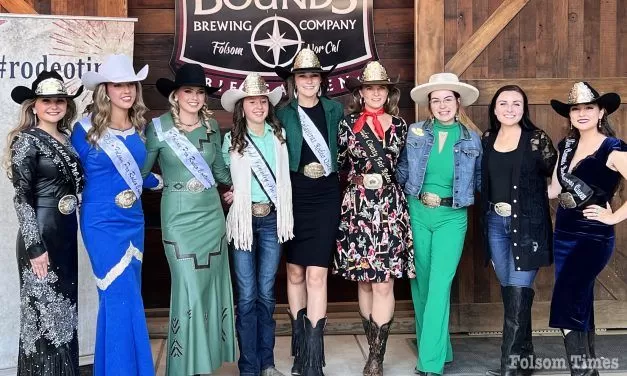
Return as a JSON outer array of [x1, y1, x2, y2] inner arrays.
[[288, 308, 307, 376], [302, 315, 327, 376], [360, 312, 373, 376], [586, 330, 599, 376], [563, 330, 596, 376], [363, 316, 393, 376], [516, 288, 535, 376]]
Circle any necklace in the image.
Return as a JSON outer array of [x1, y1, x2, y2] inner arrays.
[[179, 118, 200, 127]]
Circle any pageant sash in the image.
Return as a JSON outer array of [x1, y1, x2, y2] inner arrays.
[[152, 117, 215, 189], [80, 119, 143, 199], [557, 137, 594, 207], [297, 106, 332, 176], [244, 134, 278, 206], [353, 120, 393, 184]]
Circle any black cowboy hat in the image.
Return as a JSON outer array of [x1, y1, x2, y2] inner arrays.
[[156, 63, 220, 98], [550, 82, 621, 118], [11, 70, 83, 104], [274, 48, 336, 81]]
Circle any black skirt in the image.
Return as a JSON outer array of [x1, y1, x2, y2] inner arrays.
[[285, 172, 341, 267]]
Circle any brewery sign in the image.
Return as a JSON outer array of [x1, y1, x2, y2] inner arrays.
[[170, 0, 378, 96]]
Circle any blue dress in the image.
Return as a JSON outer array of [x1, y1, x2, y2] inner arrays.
[[550, 137, 627, 331], [71, 120, 159, 376]]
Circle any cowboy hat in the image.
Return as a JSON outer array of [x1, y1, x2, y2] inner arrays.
[[274, 48, 336, 81], [11, 70, 83, 104], [410, 72, 479, 107], [345, 61, 399, 92], [156, 63, 220, 98], [81, 54, 148, 91], [550, 82, 621, 118], [220, 73, 283, 112]]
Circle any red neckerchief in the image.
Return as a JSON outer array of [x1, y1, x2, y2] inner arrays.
[[352, 108, 385, 139]]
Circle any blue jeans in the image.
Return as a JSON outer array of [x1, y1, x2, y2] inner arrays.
[[487, 211, 538, 288], [232, 211, 282, 376]]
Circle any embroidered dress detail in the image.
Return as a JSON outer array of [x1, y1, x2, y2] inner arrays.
[[298, 106, 332, 176], [244, 134, 278, 206], [14, 201, 41, 250], [95, 242, 143, 291], [153, 117, 216, 189]]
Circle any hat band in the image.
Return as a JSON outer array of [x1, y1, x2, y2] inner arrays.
[[35, 78, 68, 96]]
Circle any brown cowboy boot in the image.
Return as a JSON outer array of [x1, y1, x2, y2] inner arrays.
[[363, 316, 393, 376]]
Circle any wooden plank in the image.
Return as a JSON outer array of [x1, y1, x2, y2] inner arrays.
[[0, 0, 37, 13], [469, 0, 489, 79], [552, 0, 569, 77], [501, 3, 519, 79], [97, 0, 126, 17], [50, 0, 67, 15], [464, 78, 627, 106], [517, 0, 536, 78], [443, 0, 457, 64], [599, 0, 617, 77], [455, 0, 473, 75], [567, 0, 585, 78], [534, 0, 552, 77], [414, 0, 444, 119], [619, 0, 627, 76], [486, 0, 503, 79], [444, 0, 530, 76], [583, 0, 600, 77], [128, 0, 415, 10]]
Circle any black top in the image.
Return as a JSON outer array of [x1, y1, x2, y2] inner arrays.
[[299, 101, 328, 167], [481, 128, 557, 271], [488, 145, 516, 203]]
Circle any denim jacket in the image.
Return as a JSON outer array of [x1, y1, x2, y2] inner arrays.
[[396, 119, 482, 208]]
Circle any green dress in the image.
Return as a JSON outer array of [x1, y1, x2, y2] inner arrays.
[[142, 112, 236, 376]]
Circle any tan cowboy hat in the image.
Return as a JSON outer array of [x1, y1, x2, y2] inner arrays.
[[220, 73, 283, 112], [550, 81, 621, 118], [345, 61, 399, 92], [81, 54, 148, 91], [274, 48, 336, 80], [410, 72, 479, 107]]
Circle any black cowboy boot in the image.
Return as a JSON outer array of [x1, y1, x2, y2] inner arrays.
[[586, 330, 599, 376], [563, 330, 596, 376], [363, 316, 393, 376], [302, 315, 327, 376], [499, 286, 531, 376], [288, 308, 307, 376]]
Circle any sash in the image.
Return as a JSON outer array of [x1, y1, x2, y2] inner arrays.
[[244, 134, 278, 206], [153, 117, 215, 189], [79, 119, 143, 199], [353, 120, 394, 184], [297, 106, 332, 176], [28, 128, 84, 194], [557, 137, 594, 207]]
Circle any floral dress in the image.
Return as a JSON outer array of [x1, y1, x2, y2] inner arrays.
[[333, 114, 415, 282]]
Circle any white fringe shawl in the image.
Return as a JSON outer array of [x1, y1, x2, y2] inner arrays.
[[226, 133, 294, 251]]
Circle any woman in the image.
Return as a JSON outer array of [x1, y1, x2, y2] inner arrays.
[[547, 82, 625, 376], [397, 73, 482, 376], [274, 48, 344, 376], [71, 54, 161, 375], [333, 61, 414, 376], [6, 70, 84, 375], [220, 72, 292, 376], [141, 63, 236, 376], [481, 85, 557, 376]]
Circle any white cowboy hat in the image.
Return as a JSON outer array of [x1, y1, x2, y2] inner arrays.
[[221, 73, 283, 112], [410, 72, 479, 107], [81, 54, 148, 91]]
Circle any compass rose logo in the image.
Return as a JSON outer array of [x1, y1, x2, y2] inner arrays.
[[250, 15, 302, 68]]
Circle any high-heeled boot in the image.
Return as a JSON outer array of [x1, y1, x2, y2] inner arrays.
[[563, 330, 596, 376], [288, 308, 307, 376], [301, 315, 327, 376], [363, 316, 393, 376]]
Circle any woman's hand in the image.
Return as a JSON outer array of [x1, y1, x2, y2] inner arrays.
[[222, 186, 234, 205], [30, 251, 50, 279], [583, 203, 615, 225]]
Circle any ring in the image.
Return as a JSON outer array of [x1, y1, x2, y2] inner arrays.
[[596, 209, 600, 214]]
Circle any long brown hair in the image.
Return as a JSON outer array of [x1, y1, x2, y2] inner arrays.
[[229, 98, 285, 155], [347, 85, 400, 116]]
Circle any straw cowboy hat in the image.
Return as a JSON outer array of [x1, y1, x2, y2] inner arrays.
[[11, 70, 83, 104], [220, 73, 283, 112], [156, 63, 220, 98], [410, 72, 479, 107], [550, 81, 621, 118], [81, 54, 148, 91], [274, 48, 336, 80], [345, 61, 399, 92]]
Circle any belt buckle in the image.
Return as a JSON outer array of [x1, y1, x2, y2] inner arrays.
[[115, 189, 137, 209], [558, 192, 577, 209], [251, 203, 271, 217], [58, 195, 78, 215], [494, 202, 512, 217], [186, 178, 205, 193], [303, 163, 325, 179], [362, 173, 383, 190], [420, 192, 441, 208]]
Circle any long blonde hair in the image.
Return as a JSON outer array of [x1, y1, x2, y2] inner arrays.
[[84, 82, 148, 145], [167, 91, 215, 131], [3, 98, 77, 177]]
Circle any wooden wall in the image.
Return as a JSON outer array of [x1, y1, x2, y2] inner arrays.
[[0, 0, 126, 16]]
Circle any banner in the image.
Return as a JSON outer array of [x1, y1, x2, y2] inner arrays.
[[0, 13, 136, 372], [171, 0, 378, 96]]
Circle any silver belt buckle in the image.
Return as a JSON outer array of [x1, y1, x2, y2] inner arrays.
[[115, 189, 137, 209], [58, 195, 78, 215], [558, 192, 577, 209], [303, 163, 325, 179], [494, 202, 512, 217], [362, 173, 383, 190], [251, 203, 271, 217], [186, 178, 205, 193], [420, 192, 441, 208]]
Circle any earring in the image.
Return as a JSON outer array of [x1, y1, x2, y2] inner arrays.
[[293, 89, 298, 99], [454, 113, 459, 122], [317, 88, 322, 97], [598, 118, 602, 128], [386, 97, 390, 105], [360, 97, 364, 106], [32, 109, 36, 115], [174, 97, 178, 102], [104, 94, 110, 102]]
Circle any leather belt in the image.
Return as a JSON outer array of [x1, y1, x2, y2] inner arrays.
[[350, 173, 384, 190], [489, 202, 512, 217], [298, 162, 326, 179], [35, 195, 78, 215], [252, 202, 275, 217], [419, 192, 453, 208], [164, 178, 206, 193]]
